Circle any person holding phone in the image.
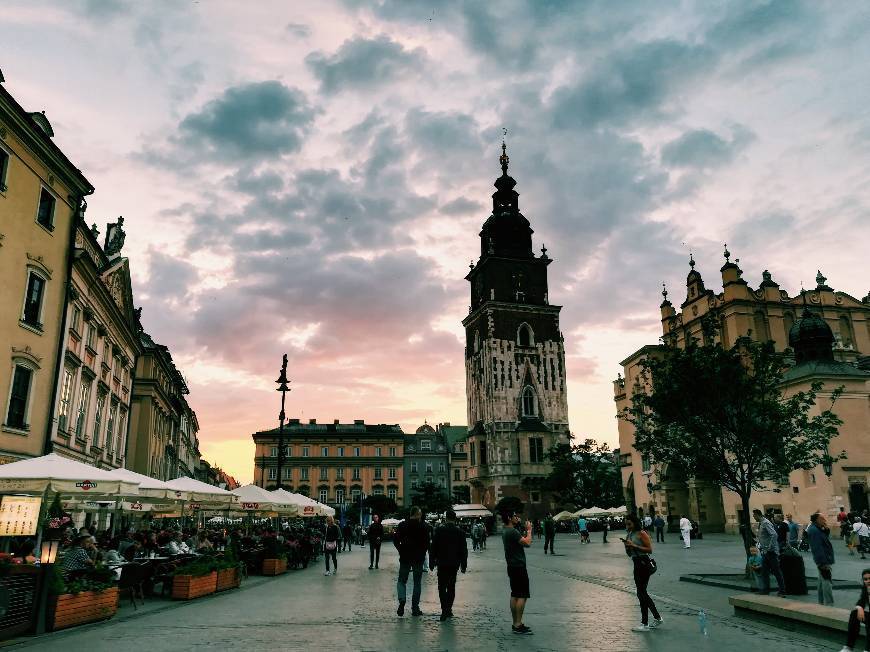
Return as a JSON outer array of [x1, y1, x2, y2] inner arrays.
[[623, 513, 662, 633], [502, 511, 533, 635]]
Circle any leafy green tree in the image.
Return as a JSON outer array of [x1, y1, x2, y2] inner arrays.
[[544, 437, 623, 509], [624, 337, 844, 553], [495, 496, 524, 519], [410, 481, 452, 518], [364, 494, 398, 517]]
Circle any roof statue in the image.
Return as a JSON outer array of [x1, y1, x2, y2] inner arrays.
[[104, 216, 126, 258]]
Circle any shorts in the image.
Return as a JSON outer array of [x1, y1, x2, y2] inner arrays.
[[507, 566, 530, 599]]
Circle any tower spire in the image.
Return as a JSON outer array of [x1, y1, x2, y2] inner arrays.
[[500, 127, 509, 175]]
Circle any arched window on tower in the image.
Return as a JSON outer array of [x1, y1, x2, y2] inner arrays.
[[517, 323, 533, 347], [521, 386, 537, 417]]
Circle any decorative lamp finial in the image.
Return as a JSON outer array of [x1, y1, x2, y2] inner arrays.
[[723, 243, 730, 263], [499, 127, 509, 175], [469, 259, 474, 271], [662, 283, 668, 301], [689, 252, 695, 269], [541, 244, 548, 258]]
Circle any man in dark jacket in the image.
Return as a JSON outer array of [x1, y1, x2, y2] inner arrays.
[[394, 506, 430, 616], [430, 508, 468, 621], [367, 514, 384, 569], [543, 513, 556, 555], [805, 512, 835, 605], [342, 522, 353, 552]]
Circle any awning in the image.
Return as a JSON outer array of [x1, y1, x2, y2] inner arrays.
[[0, 453, 140, 496]]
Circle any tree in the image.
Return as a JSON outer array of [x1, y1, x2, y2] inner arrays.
[[495, 496, 524, 519], [410, 481, 452, 518], [544, 437, 623, 509], [452, 485, 471, 505], [364, 494, 398, 518], [624, 337, 844, 553]]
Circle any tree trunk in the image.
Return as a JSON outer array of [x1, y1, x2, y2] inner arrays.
[[738, 491, 753, 577]]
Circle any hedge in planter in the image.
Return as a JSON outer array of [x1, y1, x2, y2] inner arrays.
[[171, 559, 218, 600], [215, 548, 241, 591], [48, 566, 119, 631], [261, 558, 287, 576]]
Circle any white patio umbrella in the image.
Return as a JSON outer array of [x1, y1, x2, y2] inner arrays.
[[452, 504, 493, 518], [164, 476, 238, 505], [107, 467, 181, 501], [576, 507, 610, 518], [381, 518, 403, 526], [553, 510, 576, 522], [0, 453, 140, 496], [270, 489, 335, 516], [607, 506, 628, 515], [233, 484, 299, 516]]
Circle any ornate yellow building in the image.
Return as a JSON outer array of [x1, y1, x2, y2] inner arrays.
[[49, 217, 141, 468], [616, 252, 870, 532], [0, 74, 94, 462], [252, 419, 405, 506]]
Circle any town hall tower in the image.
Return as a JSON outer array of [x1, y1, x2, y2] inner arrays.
[[462, 144, 570, 514]]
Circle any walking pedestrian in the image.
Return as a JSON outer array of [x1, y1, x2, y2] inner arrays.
[[679, 514, 692, 548], [430, 508, 468, 621], [543, 512, 555, 554], [643, 513, 653, 531], [837, 506, 849, 537], [839, 567, 869, 652], [623, 513, 662, 632], [806, 512, 835, 605], [394, 506, 429, 617], [754, 509, 787, 597], [854, 518, 870, 560], [502, 511, 533, 635], [342, 522, 353, 552], [577, 517, 588, 544], [786, 514, 800, 548], [653, 514, 665, 543], [602, 519, 609, 544], [367, 514, 384, 569], [323, 516, 340, 576]]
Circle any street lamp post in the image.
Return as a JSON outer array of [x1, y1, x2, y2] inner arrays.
[[35, 538, 60, 634], [275, 354, 291, 491]]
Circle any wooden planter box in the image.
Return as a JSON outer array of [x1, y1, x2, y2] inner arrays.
[[261, 559, 287, 576], [216, 567, 240, 591], [172, 571, 217, 600], [49, 587, 119, 631]]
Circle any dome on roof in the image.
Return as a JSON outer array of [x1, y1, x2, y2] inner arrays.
[[788, 307, 834, 364], [415, 423, 436, 434]]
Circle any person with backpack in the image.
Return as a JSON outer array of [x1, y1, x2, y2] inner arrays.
[[623, 513, 662, 632]]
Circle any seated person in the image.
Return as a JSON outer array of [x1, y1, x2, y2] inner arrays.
[[62, 535, 95, 577], [166, 531, 191, 556], [117, 530, 137, 557], [746, 546, 763, 591], [841, 567, 869, 652], [196, 532, 213, 552]]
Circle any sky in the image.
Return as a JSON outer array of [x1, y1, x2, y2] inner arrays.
[[3, 1, 870, 484]]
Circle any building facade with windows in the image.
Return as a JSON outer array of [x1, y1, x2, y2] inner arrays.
[[616, 253, 870, 533], [462, 145, 570, 516], [49, 217, 141, 469], [0, 75, 94, 463], [127, 330, 195, 480], [438, 423, 470, 504], [252, 419, 405, 507], [403, 423, 450, 506]]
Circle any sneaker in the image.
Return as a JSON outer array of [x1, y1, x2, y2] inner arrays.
[[412, 608, 424, 617], [368, 565, 373, 570], [777, 592, 787, 598], [649, 617, 663, 629], [397, 602, 405, 617], [632, 624, 652, 632], [439, 613, 449, 622], [324, 571, 331, 576], [512, 625, 533, 635]]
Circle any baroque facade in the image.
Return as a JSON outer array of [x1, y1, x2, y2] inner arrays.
[[463, 145, 570, 516], [403, 423, 450, 505], [127, 330, 199, 480], [0, 75, 94, 462], [50, 217, 141, 468], [616, 252, 870, 533], [252, 419, 405, 506]]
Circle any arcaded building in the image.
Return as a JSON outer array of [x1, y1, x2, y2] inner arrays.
[[616, 251, 870, 533]]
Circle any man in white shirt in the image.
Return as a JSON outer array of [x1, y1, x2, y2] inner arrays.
[[679, 516, 692, 549], [643, 514, 653, 530], [854, 518, 870, 560], [167, 531, 191, 556]]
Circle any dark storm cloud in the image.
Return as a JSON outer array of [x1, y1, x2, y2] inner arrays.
[[660, 126, 755, 169], [439, 197, 482, 215], [549, 39, 716, 128], [176, 81, 317, 161], [305, 35, 426, 95]]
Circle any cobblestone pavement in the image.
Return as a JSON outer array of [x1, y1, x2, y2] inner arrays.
[[13, 533, 855, 652]]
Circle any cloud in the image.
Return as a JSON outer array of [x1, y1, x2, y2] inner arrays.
[[549, 39, 716, 128], [305, 35, 426, 94], [285, 22, 311, 38], [174, 81, 317, 162], [661, 126, 755, 169], [439, 197, 482, 215]]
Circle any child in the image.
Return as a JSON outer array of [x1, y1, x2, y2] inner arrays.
[[747, 545, 763, 592]]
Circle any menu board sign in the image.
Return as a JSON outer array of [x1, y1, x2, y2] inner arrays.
[[0, 495, 42, 536]]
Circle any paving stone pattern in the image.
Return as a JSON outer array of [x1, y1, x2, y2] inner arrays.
[[13, 533, 855, 651]]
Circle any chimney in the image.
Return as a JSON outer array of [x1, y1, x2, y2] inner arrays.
[[333, 419, 340, 425], [353, 419, 364, 425], [309, 418, 316, 424]]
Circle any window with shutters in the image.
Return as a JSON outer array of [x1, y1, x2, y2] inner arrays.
[[4, 365, 34, 430]]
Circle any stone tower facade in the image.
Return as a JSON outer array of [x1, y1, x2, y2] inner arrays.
[[462, 144, 570, 515]]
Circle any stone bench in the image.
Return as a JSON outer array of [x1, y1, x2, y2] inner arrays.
[[729, 593, 865, 645]]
